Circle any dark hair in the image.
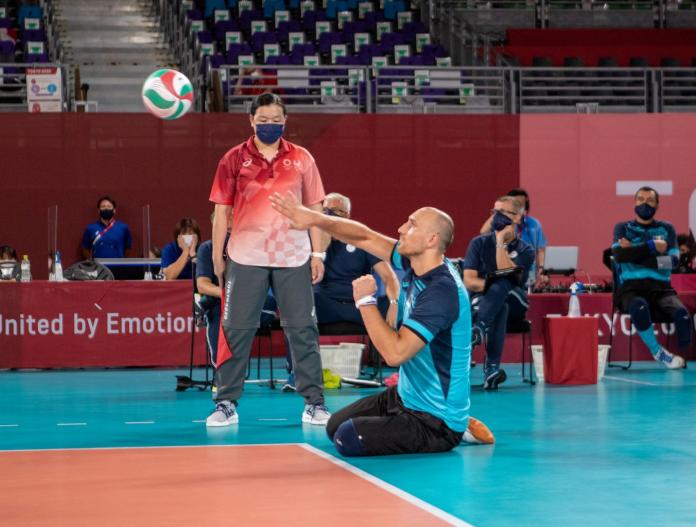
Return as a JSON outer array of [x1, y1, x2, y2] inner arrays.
[[97, 195, 116, 209], [507, 188, 530, 212], [249, 92, 287, 117], [0, 245, 17, 260], [677, 233, 692, 247], [173, 217, 202, 244], [634, 186, 659, 204]]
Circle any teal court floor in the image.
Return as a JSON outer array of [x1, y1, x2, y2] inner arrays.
[[1, 362, 696, 527]]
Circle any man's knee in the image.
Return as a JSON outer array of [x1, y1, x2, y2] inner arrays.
[[332, 419, 367, 457], [628, 297, 652, 331]]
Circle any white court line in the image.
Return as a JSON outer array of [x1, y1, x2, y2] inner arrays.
[[300, 443, 475, 527], [0, 443, 299, 454], [0, 424, 19, 428], [57, 423, 87, 427], [257, 418, 288, 422], [603, 375, 659, 386], [124, 421, 155, 425], [191, 419, 206, 423]]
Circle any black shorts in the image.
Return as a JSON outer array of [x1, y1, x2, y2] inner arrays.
[[326, 386, 463, 456], [617, 279, 686, 319]]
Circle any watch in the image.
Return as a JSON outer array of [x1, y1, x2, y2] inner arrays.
[[495, 243, 508, 249], [311, 251, 326, 261]]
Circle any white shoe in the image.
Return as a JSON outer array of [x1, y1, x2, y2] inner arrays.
[[302, 403, 331, 426], [654, 347, 685, 369], [205, 401, 238, 427]]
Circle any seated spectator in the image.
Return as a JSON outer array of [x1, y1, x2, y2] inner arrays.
[[0, 244, 19, 281], [81, 196, 132, 260], [675, 232, 695, 274], [283, 192, 400, 391], [463, 196, 534, 390], [481, 188, 547, 289], [161, 218, 202, 281], [611, 186, 690, 368], [196, 211, 278, 368]]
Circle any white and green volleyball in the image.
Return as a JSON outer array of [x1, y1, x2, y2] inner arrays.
[[141, 69, 194, 120]]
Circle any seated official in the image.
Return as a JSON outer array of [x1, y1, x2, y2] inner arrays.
[[315, 193, 400, 326], [196, 213, 278, 368], [81, 195, 132, 260], [481, 188, 547, 289], [161, 217, 201, 281], [612, 186, 690, 368], [283, 193, 399, 392], [0, 244, 19, 281], [462, 196, 534, 390]]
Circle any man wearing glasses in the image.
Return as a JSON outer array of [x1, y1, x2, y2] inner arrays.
[[611, 186, 689, 369], [461, 196, 534, 390]]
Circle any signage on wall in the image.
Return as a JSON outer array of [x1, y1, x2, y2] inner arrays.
[[26, 66, 63, 113]]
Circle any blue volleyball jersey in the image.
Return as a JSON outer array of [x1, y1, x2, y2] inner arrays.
[[613, 220, 678, 283], [391, 244, 471, 433]]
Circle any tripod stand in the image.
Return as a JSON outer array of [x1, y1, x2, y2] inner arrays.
[[176, 257, 214, 391]]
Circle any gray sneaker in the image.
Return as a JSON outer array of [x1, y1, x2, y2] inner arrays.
[[302, 403, 331, 426], [205, 401, 238, 427]]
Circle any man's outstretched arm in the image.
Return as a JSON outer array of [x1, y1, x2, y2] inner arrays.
[[270, 191, 397, 262]]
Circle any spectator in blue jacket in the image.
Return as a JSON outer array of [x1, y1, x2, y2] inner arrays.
[[161, 217, 201, 280], [81, 196, 132, 260]]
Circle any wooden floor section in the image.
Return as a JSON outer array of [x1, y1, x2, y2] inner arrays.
[[0, 444, 464, 526]]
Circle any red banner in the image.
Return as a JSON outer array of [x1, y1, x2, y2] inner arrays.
[[0, 281, 206, 369], [2, 284, 694, 369]]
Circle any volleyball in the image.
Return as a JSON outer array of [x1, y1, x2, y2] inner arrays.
[[141, 69, 194, 120]]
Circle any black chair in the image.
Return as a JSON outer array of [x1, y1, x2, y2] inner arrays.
[[472, 317, 534, 386], [607, 262, 671, 370], [246, 319, 282, 388]]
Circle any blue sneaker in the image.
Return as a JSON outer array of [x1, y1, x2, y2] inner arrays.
[[654, 347, 685, 369], [483, 364, 507, 390], [282, 372, 296, 392]]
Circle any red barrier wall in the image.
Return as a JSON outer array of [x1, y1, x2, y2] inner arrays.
[[0, 114, 520, 278], [520, 114, 696, 280]]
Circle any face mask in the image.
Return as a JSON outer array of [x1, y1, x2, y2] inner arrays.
[[255, 123, 284, 145], [99, 209, 114, 221], [491, 211, 513, 232], [182, 234, 194, 246], [635, 203, 656, 221]]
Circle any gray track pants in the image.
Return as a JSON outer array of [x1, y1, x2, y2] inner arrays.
[[215, 260, 324, 406]]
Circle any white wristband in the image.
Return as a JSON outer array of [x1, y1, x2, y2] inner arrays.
[[311, 251, 326, 261], [355, 295, 377, 309]]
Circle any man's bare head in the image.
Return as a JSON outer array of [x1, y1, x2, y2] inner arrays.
[[397, 207, 454, 257]]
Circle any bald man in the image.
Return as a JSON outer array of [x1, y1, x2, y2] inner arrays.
[[270, 193, 493, 457]]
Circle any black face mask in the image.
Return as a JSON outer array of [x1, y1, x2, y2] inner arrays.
[[634, 203, 656, 221], [99, 209, 115, 221]]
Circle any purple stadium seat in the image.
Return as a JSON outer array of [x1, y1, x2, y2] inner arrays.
[[197, 31, 214, 44], [290, 42, 316, 64], [239, 10, 264, 31], [0, 18, 13, 29], [187, 9, 204, 21], [301, 10, 327, 34], [252, 31, 279, 54], [319, 31, 342, 55], [25, 52, 49, 63], [364, 11, 386, 31], [380, 32, 405, 55], [276, 20, 301, 42], [340, 21, 367, 43], [226, 42, 253, 64], [214, 20, 240, 42], [266, 54, 291, 65], [21, 29, 46, 42]]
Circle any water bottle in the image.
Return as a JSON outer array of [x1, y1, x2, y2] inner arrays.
[[20, 255, 31, 282], [54, 251, 63, 281], [568, 282, 581, 317]]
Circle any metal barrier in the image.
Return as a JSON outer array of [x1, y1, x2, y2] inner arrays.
[[517, 67, 654, 113], [212, 65, 370, 113], [660, 67, 696, 112]]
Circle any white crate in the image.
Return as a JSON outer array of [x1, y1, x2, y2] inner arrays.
[[319, 342, 365, 378], [531, 344, 609, 383]]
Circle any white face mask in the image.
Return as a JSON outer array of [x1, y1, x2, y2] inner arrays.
[[182, 234, 194, 247]]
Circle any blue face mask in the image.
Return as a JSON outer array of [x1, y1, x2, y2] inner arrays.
[[255, 123, 284, 145], [491, 211, 513, 232], [635, 203, 656, 221]]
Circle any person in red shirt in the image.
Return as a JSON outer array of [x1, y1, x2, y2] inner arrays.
[[206, 92, 330, 427]]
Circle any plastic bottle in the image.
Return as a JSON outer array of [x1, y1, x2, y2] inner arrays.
[[20, 255, 31, 282], [568, 282, 581, 317], [54, 251, 63, 281]]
